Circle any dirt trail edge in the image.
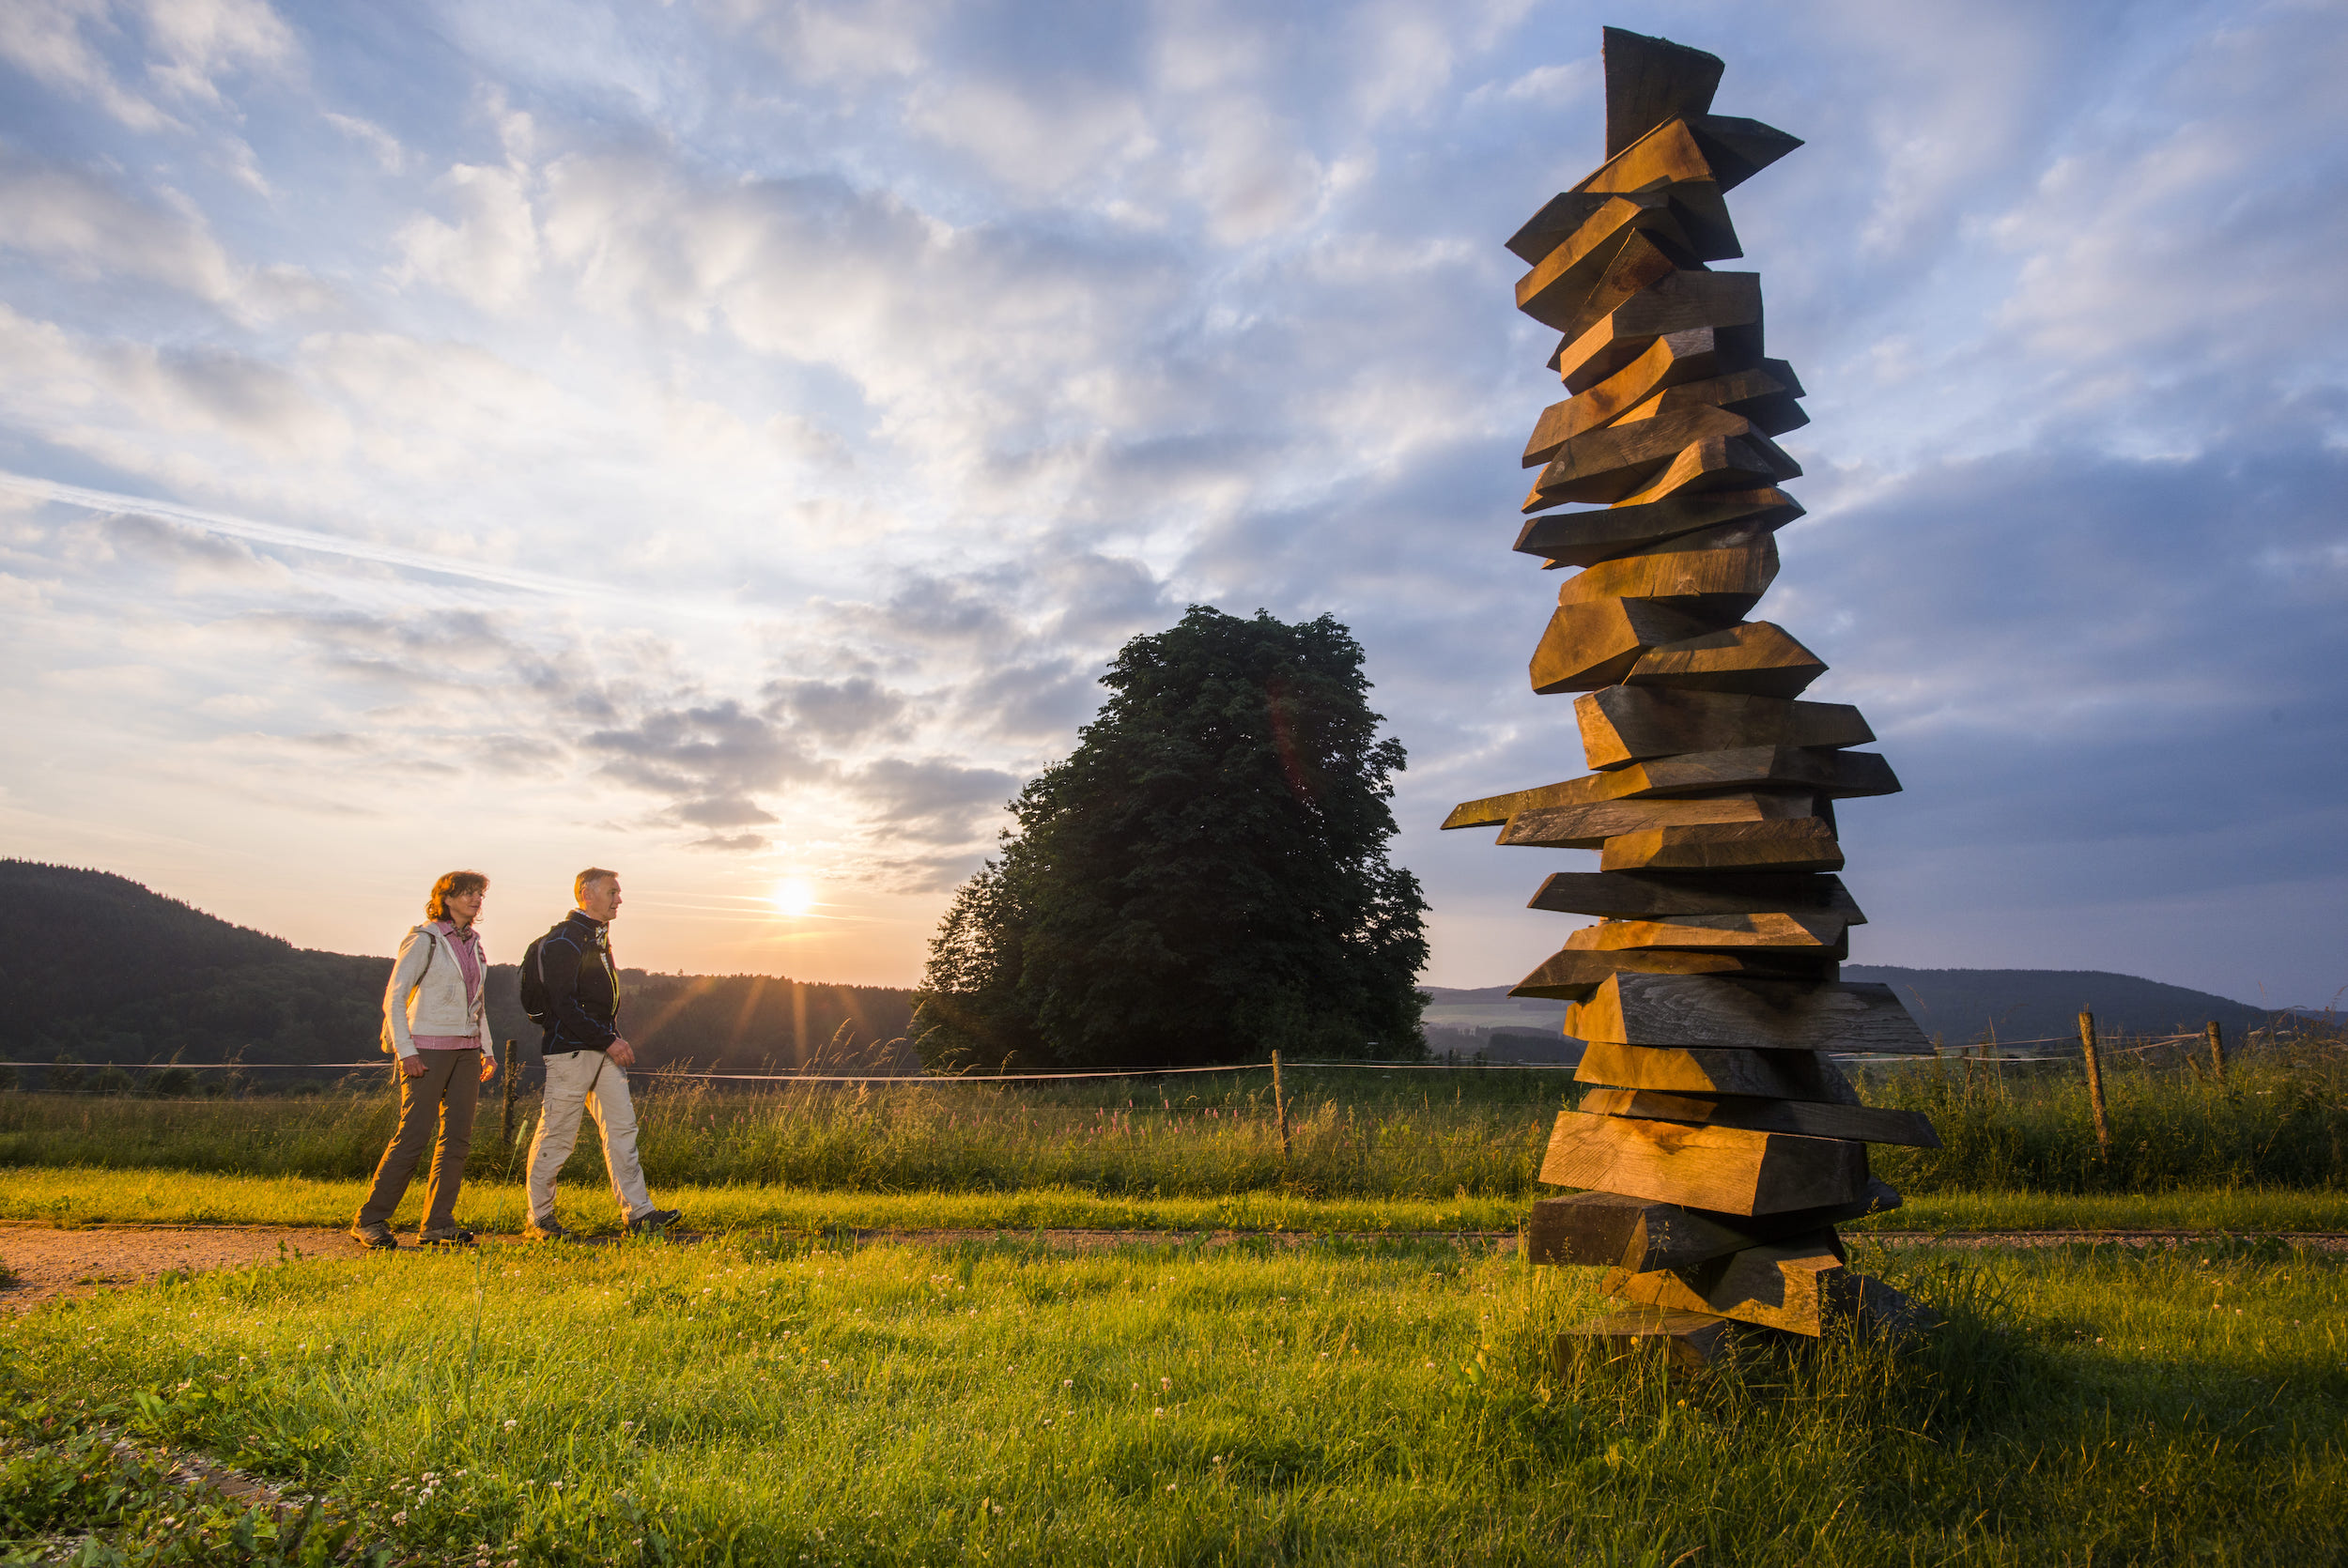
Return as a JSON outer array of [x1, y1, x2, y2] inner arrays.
[[4, 1224, 2340, 1309]]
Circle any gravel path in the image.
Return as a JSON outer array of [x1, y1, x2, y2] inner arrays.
[[5, 1223, 2341, 1309]]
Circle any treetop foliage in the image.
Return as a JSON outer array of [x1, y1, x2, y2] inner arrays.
[[916, 606, 1429, 1072]]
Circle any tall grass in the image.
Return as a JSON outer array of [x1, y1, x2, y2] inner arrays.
[[1872, 1028, 2348, 1194], [3, 1233, 2342, 1564], [2, 1031, 2342, 1201]]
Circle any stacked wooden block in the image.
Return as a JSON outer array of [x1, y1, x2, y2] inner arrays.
[[1444, 27, 1940, 1366]]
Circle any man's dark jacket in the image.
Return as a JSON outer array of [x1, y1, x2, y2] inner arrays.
[[537, 910, 620, 1053]]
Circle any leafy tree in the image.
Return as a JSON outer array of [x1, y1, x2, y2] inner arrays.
[[916, 606, 1429, 1071]]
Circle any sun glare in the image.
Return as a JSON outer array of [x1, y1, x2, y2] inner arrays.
[[768, 878, 817, 918]]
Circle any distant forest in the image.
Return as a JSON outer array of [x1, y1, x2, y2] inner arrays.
[[0, 861, 917, 1079]]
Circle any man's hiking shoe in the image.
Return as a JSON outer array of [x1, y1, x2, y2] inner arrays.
[[417, 1226, 476, 1247], [627, 1208, 683, 1236], [349, 1221, 398, 1251], [525, 1221, 574, 1241]]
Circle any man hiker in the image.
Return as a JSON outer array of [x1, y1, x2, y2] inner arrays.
[[521, 867, 682, 1238]]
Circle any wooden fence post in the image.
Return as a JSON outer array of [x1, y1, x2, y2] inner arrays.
[[2077, 1011, 2111, 1155], [2205, 1021, 2225, 1084], [1272, 1050, 1291, 1168], [501, 1038, 517, 1160]]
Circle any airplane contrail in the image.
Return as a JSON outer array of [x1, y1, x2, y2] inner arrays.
[[0, 469, 657, 603]]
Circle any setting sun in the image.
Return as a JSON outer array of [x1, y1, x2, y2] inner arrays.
[[768, 878, 817, 918]]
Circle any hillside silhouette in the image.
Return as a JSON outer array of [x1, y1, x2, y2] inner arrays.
[[0, 861, 916, 1073], [1423, 965, 2278, 1049]]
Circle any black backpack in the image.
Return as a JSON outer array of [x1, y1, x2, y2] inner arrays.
[[517, 921, 567, 1031]]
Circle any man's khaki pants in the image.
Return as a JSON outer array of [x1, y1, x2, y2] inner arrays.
[[356, 1049, 480, 1232], [526, 1049, 654, 1227]]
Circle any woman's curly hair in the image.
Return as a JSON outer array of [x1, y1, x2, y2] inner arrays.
[[425, 870, 489, 921]]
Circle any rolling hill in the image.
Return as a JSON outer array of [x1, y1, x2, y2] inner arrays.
[[0, 861, 917, 1075], [1424, 964, 2281, 1051]]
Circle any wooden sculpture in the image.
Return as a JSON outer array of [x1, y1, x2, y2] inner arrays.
[[1448, 26, 1940, 1367]]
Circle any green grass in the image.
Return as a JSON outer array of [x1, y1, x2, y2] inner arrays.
[[4, 1234, 2343, 1564], [8, 1166, 2348, 1237], [5, 1034, 2343, 1205]]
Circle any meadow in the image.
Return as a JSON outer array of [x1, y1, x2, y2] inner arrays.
[[5, 1035, 2345, 1563], [4, 1232, 2343, 1566], [0, 1031, 2341, 1221]]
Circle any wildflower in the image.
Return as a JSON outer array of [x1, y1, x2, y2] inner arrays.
[[550, 1481, 563, 1490], [393, 1512, 409, 1526], [503, 1420, 517, 1430], [1160, 1376, 1171, 1391], [1166, 1483, 1177, 1492], [621, 1421, 634, 1431], [1062, 1378, 1073, 1388]]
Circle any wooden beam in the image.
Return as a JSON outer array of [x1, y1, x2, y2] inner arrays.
[[1625, 621, 1827, 698], [1512, 486, 1800, 567], [1579, 1087, 1941, 1147], [1576, 688, 1873, 768], [1522, 330, 1736, 465], [1553, 271, 1761, 392], [1508, 945, 1832, 1003], [1618, 363, 1808, 438], [1529, 597, 1716, 696], [1603, 1235, 1853, 1336], [1601, 818, 1846, 872], [1526, 869, 1865, 922], [1528, 1179, 1905, 1271], [1684, 115, 1803, 192], [1498, 792, 1815, 850], [1599, 28, 1722, 161], [1505, 192, 1616, 267], [1524, 403, 1753, 506], [1526, 1190, 1758, 1271], [1537, 1110, 1870, 1216], [1554, 539, 1778, 618], [1543, 432, 1797, 518], [1516, 207, 1693, 334], [1565, 911, 1851, 952], [1567, 973, 1934, 1055], [1573, 1038, 1859, 1102], [1441, 748, 1897, 832]]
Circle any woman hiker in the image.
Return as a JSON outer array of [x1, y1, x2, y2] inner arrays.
[[350, 870, 499, 1249]]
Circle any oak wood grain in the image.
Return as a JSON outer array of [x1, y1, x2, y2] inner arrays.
[[1568, 973, 1933, 1054], [1538, 1109, 1870, 1216], [1578, 1086, 1940, 1147]]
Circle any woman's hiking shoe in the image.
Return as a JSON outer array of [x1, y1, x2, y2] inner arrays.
[[349, 1221, 398, 1250], [417, 1226, 476, 1246], [627, 1207, 683, 1236], [525, 1221, 574, 1241]]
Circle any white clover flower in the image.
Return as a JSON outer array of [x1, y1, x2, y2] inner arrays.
[[393, 1512, 408, 1526], [1062, 1378, 1073, 1388], [502, 1420, 517, 1430], [1159, 1376, 1171, 1391]]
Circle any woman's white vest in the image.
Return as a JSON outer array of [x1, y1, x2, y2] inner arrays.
[[380, 924, 490, 1057]]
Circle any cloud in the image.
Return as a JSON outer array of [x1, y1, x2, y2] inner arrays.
[[0, 147, 239, 302], [0, 0, 174, 130], [394, 161, 542, 310], [0, 0, 2342, 1001]]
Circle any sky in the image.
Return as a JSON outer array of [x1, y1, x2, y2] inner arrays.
[[0, 0, 2342, 1007]]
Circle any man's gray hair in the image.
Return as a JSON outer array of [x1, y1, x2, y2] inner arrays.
[[574, 867, 619, 902]]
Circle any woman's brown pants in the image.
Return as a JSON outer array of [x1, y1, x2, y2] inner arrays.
[[355, 1050, 480, 1232]]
